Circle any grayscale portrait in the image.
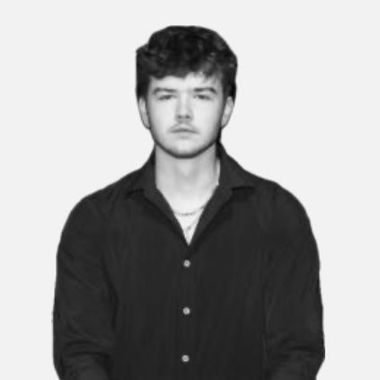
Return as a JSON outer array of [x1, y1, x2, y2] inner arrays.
[[52, 25, 325, 380]]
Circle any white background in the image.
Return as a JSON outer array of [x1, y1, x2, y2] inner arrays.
[[1, 1, 379, 378]]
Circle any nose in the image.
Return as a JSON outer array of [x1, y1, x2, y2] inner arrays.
[[175, 95, 193, 122]]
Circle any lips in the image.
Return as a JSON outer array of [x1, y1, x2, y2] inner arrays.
[[172, 125, 196, 133]]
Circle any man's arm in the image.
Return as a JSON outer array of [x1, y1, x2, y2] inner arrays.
[[263, 188, 325, 380], [52, 197, 114, 380]]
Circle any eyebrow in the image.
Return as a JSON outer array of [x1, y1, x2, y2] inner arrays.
[[193, 87, 218, 94], [152, 88, 176, 95], [152, 87, 218, 95]]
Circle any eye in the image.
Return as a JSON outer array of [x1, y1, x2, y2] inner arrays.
[[158, 95, 174, 100], [195, 94, 211, 100]]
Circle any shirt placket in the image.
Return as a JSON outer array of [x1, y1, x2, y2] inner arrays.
[[178, 255, 195, 380], [143, 184, 234, 380]]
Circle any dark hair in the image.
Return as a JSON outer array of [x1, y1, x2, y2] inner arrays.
[[135, 25, 238, 102]]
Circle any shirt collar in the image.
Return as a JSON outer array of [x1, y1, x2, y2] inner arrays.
[[126, 142, 257, 196]]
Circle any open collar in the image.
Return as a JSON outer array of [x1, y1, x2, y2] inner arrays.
[[125, 142, 257, 196]]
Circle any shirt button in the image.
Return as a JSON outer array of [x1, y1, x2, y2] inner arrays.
[[181, 354, 190, 363], [182, 306, 191, 315], [183, 259, 191, 268]]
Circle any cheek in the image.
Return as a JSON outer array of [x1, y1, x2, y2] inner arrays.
[[198, 104, 224, 123], [148, 104, 173, 125]]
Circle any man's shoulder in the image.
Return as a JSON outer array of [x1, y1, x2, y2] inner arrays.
[[226, 151, 299, 206], [71, 166, 143, 217], [238, 163, 301, 206], [237, 163, 310, 228]]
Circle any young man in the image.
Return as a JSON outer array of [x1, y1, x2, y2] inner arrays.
[[53, 26, 325, 380]]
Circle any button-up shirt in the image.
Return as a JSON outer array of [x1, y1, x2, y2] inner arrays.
[[52, 142, 325, 380]]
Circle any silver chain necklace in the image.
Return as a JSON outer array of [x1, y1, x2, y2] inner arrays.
[[171, 159, 220, 217], [174, 182, 219, 241]]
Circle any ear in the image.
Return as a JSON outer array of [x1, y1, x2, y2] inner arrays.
[[221, 96, 234, 129], [137, 97, 150, 129]]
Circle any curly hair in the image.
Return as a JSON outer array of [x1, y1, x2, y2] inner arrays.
[[136, 25, 238, 102]]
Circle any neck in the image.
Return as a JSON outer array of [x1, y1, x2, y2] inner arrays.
[[155, 144, 220, 206]]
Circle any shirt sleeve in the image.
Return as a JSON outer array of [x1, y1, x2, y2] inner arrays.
[[263, 188, 325, 380], [52, 197, 114, 380]]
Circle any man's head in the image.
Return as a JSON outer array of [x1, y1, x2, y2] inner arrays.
[[136, 25, 237, 103], [136, 25, 237, 158]]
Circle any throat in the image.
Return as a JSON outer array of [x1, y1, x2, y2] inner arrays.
[[159, 158, 220, 215]]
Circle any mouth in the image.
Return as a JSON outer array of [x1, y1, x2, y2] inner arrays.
[[172, 125, 196, 133]]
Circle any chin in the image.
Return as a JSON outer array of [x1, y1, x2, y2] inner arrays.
[[154, 137, 217, 160]]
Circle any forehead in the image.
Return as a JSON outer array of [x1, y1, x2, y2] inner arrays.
[[148, 72, 222, 92]]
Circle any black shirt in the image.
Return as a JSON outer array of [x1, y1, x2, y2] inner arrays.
[[52, 142, 325, 380]]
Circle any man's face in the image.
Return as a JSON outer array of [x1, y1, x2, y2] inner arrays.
[[138, 72, 234, 159]]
